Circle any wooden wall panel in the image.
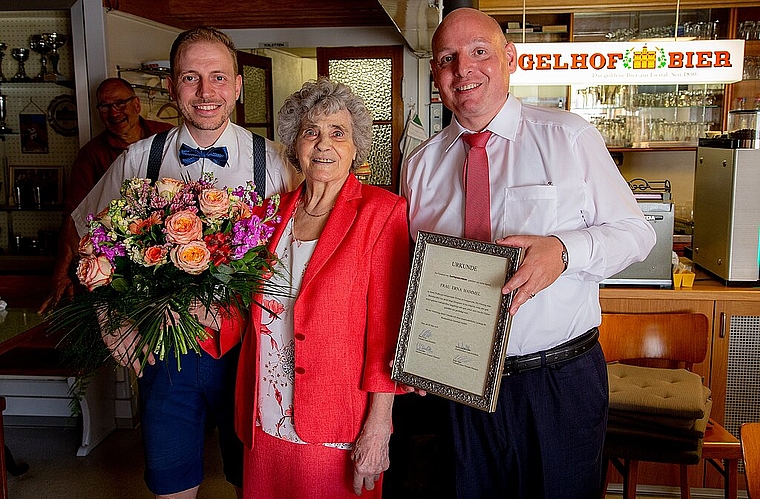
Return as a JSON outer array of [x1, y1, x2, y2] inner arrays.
[[104, 0, 393, 30]]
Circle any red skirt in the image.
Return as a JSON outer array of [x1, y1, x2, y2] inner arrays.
[[244, 427, 384, 499]]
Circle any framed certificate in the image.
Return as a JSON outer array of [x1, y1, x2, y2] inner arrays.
[[391, 231, 523, 412]]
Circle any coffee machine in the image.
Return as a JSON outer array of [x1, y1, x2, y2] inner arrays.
[[693, 123, 760, 283]]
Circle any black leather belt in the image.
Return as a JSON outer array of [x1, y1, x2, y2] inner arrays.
[[502, 327, 599, 377]]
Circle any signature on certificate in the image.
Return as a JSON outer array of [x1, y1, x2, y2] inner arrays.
[[455, 342, 473, 352], [415, 342, 439, 359], [418, 329, 434, 342], [452, 355, 478, 370]]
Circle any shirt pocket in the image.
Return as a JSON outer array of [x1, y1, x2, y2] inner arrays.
[[501, 184, 558, 236]]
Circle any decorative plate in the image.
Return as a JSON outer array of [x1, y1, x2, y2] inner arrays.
[[47, 94, 78, 137]]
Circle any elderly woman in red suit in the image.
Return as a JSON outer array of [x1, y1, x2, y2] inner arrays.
[[232, 77, 409, 498]]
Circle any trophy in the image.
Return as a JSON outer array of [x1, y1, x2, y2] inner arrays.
[[11, 47, 30, 82], [41, 33, 66, 80], [0, 94, 12, 134], [0, 43, 6, 82], [29, 35, 51, 81]]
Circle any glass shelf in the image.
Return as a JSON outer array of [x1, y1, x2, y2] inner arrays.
[[0, 80, 75, 89], [1, 204, 63, 212]]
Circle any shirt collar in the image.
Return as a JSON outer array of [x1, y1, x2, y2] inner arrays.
[[443, 94, 522, 152]]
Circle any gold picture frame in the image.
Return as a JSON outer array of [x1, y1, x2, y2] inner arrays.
[[9, 165, 63, 207]]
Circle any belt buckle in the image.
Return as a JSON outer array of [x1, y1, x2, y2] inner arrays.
[[503, 357, 519, 376]]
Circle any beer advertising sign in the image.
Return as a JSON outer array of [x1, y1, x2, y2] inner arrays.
[[510, 40, 745, 85]]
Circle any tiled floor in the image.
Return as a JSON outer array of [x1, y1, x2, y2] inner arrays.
[[5, 425, 236, 499], [4, 419, 728, 499]]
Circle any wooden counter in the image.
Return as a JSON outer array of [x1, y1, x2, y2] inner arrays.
[[601, 275, 760, 302], [599, 272, 760, 493]]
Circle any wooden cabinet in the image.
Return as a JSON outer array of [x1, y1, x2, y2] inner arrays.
[[599, 282, 760, 492], [705, 298, 760, 489]]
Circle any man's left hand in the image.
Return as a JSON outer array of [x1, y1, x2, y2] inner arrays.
[[497, 234, 566, 315]]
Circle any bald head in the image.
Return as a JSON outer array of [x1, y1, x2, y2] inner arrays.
[[432, 8, 506, 54], [95, 77, 143, 142], [96, 78, 136, 101], [429, 7, 516, 131]]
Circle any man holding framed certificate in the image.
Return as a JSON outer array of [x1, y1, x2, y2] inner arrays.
[[399, 7, 656, 499]]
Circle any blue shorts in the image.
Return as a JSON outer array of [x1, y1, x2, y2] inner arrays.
[[137, 345, 242, 495]]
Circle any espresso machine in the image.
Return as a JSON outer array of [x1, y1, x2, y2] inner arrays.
[[693, 112, 760, 283]]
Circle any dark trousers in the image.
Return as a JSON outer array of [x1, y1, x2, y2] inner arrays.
[[450, 342, 608, 499]]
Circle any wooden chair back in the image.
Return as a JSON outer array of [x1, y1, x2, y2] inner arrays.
[[598, 312, 709, 370], [742, 422, 760, 499]]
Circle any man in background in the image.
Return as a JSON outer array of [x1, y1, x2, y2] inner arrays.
[[401, 8, 655, 498], [39, 78, 173, 313]]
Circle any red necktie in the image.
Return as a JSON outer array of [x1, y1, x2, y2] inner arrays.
[[462, 131, 493, 241]]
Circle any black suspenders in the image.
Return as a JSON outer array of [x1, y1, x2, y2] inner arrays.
[[146, 130, 169, 183], [147, 130, 266, 198]]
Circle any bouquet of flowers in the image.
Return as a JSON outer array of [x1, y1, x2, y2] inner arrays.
[[49, 174, 283, 373]]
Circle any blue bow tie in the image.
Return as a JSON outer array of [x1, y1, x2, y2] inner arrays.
[[179, 143, 229, 167]]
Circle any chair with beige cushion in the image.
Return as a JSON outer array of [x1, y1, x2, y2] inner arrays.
[[599, 312, 741, 499]]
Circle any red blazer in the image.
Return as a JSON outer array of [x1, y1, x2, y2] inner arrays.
[[234, 174, 410, 447]]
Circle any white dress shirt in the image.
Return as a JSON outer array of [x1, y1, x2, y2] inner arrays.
[[402, 94, 656, 356], [72, 120, 301, 236]]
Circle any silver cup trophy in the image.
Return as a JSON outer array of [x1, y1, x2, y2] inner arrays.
[[41, 33, 66, 80], [0, 94, 11, 134], [11, 47, 30, 82], [29, 35, 51, 81]]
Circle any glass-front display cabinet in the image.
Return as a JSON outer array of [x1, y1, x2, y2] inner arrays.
[[570, 83, 724, 148], [505, 9, 738, 150]]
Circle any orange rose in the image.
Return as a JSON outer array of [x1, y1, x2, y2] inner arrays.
[[199, 188, 230, 218], [155, 178, 185, 201], [165, 210, 203, 244], [142, 245, 168, 266], [229, 199, 252, 221], [170, 241, 211, 275], [78, 234, 94, 256], [76, 254, 114, 291]]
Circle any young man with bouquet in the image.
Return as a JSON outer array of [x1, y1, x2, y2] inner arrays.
[[70, 27, 299, 499]]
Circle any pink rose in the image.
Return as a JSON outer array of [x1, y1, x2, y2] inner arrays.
[[76, 254, 114, 291], [78, 234, 94, 256], [155, 178, 185, 201], [170, 241, 211, 275], [199, 188, 230, 218], [142, 245, 168, 266], [165, 210, 203, 244]]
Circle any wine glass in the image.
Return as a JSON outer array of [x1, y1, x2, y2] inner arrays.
[[41, 32, 66, 80], [11, 47, 30, 82], [29, 35, 51, 80], [0, 43, 7, 82]]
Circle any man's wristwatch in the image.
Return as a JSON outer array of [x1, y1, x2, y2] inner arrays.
[[552, 235, 568, 272]]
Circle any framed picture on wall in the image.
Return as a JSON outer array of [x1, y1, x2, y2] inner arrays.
[[19, 113, 50, 154], [9, 166, 63, 207]]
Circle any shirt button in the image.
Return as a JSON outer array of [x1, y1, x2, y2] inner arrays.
[[295, 367, 305, 375], [295, 333, 305, 341]]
